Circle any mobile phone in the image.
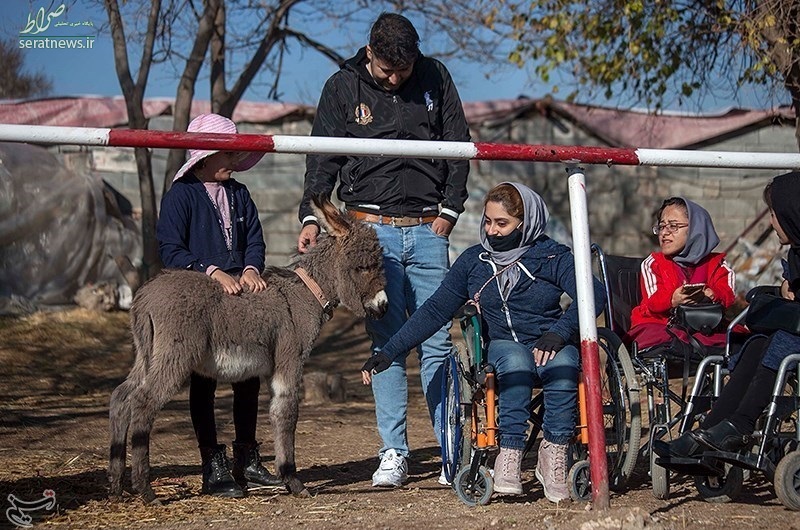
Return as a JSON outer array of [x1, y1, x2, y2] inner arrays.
[[682, 283, 705, 298]]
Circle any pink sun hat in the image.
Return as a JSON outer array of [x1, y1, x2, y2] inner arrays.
[[172, 113, 265, 182]]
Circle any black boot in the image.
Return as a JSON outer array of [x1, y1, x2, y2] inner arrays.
[[652, 431, 701, 458], [200, 444, 246, 498], [232, 442, 283, 489], [692, 420, 750, 453]]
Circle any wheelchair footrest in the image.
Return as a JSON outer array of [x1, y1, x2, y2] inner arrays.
[[699, 450, 768, 474], [654, 456, 725, 477]]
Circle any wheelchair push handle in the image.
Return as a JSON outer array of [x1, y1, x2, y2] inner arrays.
[[745, 285, 781, 303], [455, 303, 479, 318]]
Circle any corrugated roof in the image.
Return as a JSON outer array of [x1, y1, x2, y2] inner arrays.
[[0, 95, 793, 149]]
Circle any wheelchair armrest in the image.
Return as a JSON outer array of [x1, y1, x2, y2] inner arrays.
[[455, 303, 478, 319], [745, 285, 781, 303]]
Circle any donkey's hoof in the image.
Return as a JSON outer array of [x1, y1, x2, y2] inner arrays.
[[293, 487, 312, 498], [140, 490, 160, 505]]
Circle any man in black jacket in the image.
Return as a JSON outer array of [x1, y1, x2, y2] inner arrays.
[[297, 12, 470, 487]]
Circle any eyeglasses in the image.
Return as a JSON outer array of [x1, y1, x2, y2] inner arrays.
[[652, 222, 688, 235]]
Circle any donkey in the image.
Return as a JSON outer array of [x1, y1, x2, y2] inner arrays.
[[108, 198, 387, 503]]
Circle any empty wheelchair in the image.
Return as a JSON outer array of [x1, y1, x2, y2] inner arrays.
[[593, 244, 739, 499], [656, 285, 800, 509], [441, 297, 640, 506]]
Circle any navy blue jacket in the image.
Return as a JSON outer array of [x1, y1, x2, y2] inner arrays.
[[157, 175, 265, 274], [380, 236, 606, 360]]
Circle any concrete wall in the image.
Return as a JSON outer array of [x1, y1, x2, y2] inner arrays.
[[52, 110, 797, 274]]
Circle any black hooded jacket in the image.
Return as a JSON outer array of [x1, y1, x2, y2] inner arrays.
[[299, 47, 471, 224]]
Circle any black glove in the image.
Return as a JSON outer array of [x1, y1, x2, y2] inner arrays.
[[361, 352, 393, 375], [533, 332, 565, 353]]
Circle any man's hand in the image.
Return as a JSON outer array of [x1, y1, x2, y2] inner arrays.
[[298, 224, 320, 254], [361, 353, 393, 385], [240, 268, 267, 293], [431, 217, 454, 237], [211, 269, 242, 295], [532, 332, 565, 367], [781, 279, 796, 300]]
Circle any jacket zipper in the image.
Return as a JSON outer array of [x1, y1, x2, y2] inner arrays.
[[486, 258, 520, 342]]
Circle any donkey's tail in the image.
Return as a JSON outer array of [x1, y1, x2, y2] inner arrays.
[[127, 310, 155, 385]]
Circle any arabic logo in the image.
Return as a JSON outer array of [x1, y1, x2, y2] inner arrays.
[[20, 3, 66, 35], [5, 490, 57, 528]]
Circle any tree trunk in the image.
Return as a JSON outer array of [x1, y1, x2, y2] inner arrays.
[[210, 1, 228, 116], [210, 0, 300, 118], [105, 0, 161, 280], [163, 0, 221, 195]]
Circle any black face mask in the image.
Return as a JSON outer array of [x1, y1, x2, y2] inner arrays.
[[487, 228, 523, 252]]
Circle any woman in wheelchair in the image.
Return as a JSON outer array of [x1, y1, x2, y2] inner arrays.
[[626, 197, 736, 352], [361, 182, 605, 503], [655, 171, 800, 460]]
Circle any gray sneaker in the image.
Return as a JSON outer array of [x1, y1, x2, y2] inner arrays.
[[535, 440, 570, 503], [493, 447, 523, 494]]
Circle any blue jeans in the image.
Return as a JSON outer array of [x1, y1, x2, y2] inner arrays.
[[367, 223, 452, 457], [487, 339, 579, 449]]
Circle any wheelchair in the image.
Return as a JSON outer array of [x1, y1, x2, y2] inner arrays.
[[592, 244, 740, 500], [440, 296, 641, 506], [655, 285, 800, 510]]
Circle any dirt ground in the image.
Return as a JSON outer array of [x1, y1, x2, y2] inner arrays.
[[0, 308, 798, 530]]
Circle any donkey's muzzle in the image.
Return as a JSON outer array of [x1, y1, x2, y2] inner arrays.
[[365, 290, 388, 319]]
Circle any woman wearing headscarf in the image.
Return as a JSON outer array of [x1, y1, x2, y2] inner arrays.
[[361, 182, 605, 503], [656, 171, 800, 459], [626, 197, 736, 350]]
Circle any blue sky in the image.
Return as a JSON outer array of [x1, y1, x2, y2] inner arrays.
[[1, 0, 789, 111]]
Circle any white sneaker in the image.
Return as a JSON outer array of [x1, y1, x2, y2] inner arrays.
[[372, 449, 408, 487], [438, 467, 451, 486]]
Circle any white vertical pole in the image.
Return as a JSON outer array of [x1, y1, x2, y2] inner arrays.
[[567, 165, 610, 509]]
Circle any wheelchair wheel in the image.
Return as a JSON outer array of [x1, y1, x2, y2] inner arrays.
[[694, 464, 744, 503], [775, 450, 800, 511], [454, 465, 493, 506], [598, 328, 642, 491], [568, 459, 592, 502], [441, 352, 471, 483], [650, 447, 670, 500]]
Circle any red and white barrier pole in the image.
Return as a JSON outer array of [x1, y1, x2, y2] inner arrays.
[[1, 124, 800, 169], [567, 166, 609, 509], [3, 122, 800, 510]]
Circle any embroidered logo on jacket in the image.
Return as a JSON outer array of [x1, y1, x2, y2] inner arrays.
[[424, 91, 434, 111], [355, 103, 373, 125]]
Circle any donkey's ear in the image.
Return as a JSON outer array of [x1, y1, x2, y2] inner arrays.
[[311, 195, 351, 238]]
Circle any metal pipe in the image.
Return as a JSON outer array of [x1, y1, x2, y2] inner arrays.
[[567, 166, 610, 509]]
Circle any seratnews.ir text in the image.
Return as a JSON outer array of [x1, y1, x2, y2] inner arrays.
[[19, 36, 95, 49]]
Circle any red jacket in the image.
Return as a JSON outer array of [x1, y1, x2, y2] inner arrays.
[[630, 252, 735, 329]]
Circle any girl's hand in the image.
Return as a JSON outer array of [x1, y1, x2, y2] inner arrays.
[[240, 269, 267, 293], [532, 332, 565, 367], [671, 286, 692, 307], [702, 287, 716, 302], [672, 284, 704, 306], [211, 270, 242, 295]]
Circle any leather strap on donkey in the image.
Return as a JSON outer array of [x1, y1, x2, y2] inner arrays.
[[294, 267, 334, 315]]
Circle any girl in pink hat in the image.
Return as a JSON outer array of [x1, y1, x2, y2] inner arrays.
[[156, 113, 280, 497]]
